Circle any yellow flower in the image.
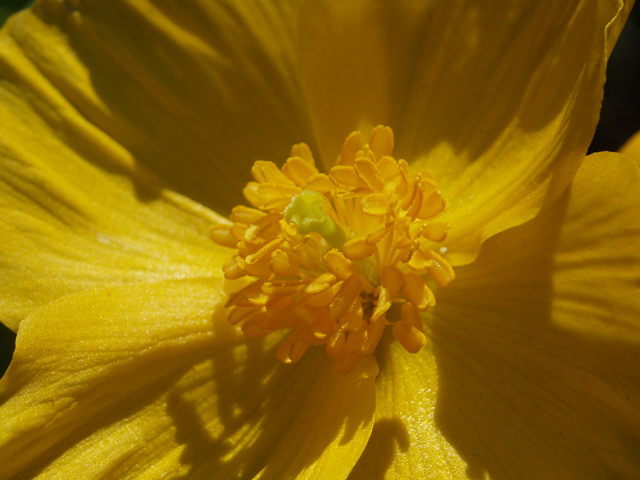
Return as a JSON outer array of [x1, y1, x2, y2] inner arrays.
[[1, 0, 639, 479]]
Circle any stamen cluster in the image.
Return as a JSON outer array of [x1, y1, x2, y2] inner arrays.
[[211, 126, 454, 373]]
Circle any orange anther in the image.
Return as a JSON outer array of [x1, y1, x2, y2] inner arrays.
[[403, 272, 435, 311], [307, 282, 342, 309], [400, 303, 424, 330], [227, 306, 257, 326], [377, 156, 400, 181], [252, 160, 295, 185], [209, 224, 238, 248], [422, 222, 449, 242], [381, 265, 405, 297], [426, 250, 456, 286], [245, 238, 284, 265], [366, 221, 395, 244], [338, 131, 362, 166], [363, 313, 387, 354], [330, 274, 362, 319], [368, 125, 394, 160], [330, 165, 364, 190], [417, 187, 446, 219], [305, 273, 337, 294], [361, 193, 390, 216], [269, 249, 299, 276], [230, 205, 267, 224], [290, 142, 314, 164], [324, 249, 357, 280], [326, 329, 346, 361], [282, 156, 318, 186], [277, 330, 310, 364], [343, 237, 376, 259], [392, 320, 427, 353], [222, 257, 246, 279], [355, 158, 385, 192], [339, 301, 364, 330], [407, 246, 434, 271], [305, 173, 335, 192]]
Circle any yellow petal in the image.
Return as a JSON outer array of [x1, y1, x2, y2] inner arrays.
[[620, 129, 640, 166], [0, 110, 226, 330], [349, 337, 467, 480], [256, 354, 378, 479], [0, 278, 377, 479], [299, 1, 389, 168], [1, 2, 318, 329], [416, 0, 633, 265], [544, 152, 640, 344], [299, 0, 632, 266], [357, 152, 640, 479], [0, 1, 312, 214]]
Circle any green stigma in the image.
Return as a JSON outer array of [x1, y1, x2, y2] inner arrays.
[[284, 191, 346, 248]]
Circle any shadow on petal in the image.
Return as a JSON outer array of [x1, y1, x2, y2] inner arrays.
[[0, 278, 375, 479], [166, 342, 377, 479], [298, 0, 628, 266], [433, 179, 640, 479], [26, 0, 313, 212], [347, 417, 410, 480]]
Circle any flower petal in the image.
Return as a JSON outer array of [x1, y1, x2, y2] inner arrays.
[[357, 152, 640, 479], [0, 106, 229, 331], [543, 152, 640, 345], [351, 152, 640, 478], [299, 0, 632, 265], [348, 338, 467, 480], [0, 278, 377, 479], [620, 129, 640, 166], [432, 152, 640, 479], [0, 0, 313, 213]]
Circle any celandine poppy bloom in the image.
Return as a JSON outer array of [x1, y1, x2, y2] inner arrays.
[[1, 1, 639, 479]]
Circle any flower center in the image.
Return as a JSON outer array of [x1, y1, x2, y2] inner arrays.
[[210, 126, 454, 373]]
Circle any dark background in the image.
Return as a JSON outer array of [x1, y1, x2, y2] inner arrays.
[[0, 1, 639, 377], [589, 4, 640, 153]]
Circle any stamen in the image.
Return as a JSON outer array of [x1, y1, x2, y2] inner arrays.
[[211, 126, 455, 373]]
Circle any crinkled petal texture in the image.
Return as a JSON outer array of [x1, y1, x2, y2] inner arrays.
[[0, 0, 313, 214], [350, 153, 640, 479], [0, 278, 377, 480], [299, 0, 632, 265]]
